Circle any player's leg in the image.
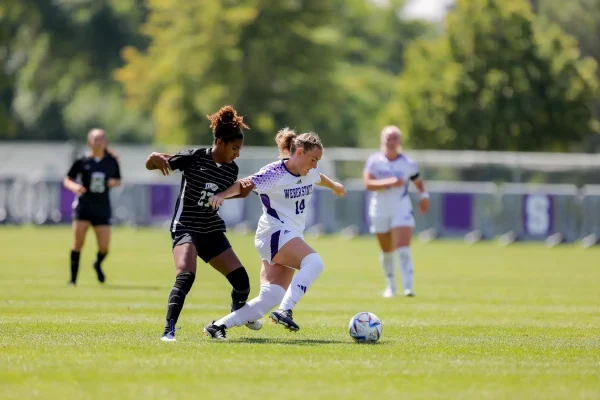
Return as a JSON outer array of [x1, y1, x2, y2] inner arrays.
[[69, 220, 90, 285], [203, 236, 255, 330], [391, 210, 415, 296], [270, 237, 324, 331], [204, 261, 293, 340], [92, 221, 111, 283], [161, 235, 198, 342]]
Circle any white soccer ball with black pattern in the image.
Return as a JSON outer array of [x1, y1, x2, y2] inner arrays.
[[348, 312, 382, 342]]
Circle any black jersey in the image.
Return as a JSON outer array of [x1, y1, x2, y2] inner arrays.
[[66, 153, 121, 214], [168, 148, 238, 234]]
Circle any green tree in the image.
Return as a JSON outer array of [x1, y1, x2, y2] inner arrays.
[[385, 0, 599, 151], [0, 0, 151, 142], [117, 0, 434, 147]]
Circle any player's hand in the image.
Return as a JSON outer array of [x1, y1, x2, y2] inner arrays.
[[332, 182, 346, 197], [390, 177, 405, 188], [151, 153, 171, 176], [239, 178, 253, 189], [74, 184, 87, 196], [419, 197, 429, 214], [208, 193, 225, 209]]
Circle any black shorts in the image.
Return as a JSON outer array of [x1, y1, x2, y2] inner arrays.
[[171, 231, 232, 263], [73, 207, 111, 226]]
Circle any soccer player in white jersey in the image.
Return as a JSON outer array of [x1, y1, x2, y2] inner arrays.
[[363, 125, 429, 298], [203, 128, 346, 339]]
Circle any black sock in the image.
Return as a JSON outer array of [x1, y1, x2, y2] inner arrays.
[[226, 267, 250, 312], [70, 251, 80, 283], [164, 272, 196, 333], [95, 252, 107, 267]]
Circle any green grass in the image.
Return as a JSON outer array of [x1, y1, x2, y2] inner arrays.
[[0, 226, 599, 400]]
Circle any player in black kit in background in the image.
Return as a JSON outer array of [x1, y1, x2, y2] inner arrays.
[[63, 129, 122, 286], [145, 105, 256, 342]]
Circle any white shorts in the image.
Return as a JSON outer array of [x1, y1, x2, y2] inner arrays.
[[370, 208, 415, 234], [255, 228, 304, 264]]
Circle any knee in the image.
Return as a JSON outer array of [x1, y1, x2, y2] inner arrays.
[[258, 284, 286, 310], [174, 271, 196, 294], [300, 253, 324, 276], [226, 267, 250, 294]]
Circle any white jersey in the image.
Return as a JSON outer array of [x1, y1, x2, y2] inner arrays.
[[250, 160, 321, 237], [363, 152, 419, 218]]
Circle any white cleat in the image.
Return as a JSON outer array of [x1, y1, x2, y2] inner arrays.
[[382, 287, 397, 298], [245, 320, 262, 330], [404, 289, 415, 297]]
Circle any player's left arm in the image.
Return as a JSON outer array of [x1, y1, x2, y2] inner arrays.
[[317, 173, 346, 197], [410, 174, 429, 214], [108, 159, 122, 188]]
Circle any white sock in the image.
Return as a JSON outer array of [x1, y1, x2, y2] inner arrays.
[[398, 246, 413, 291], [279, 253, 324, 310], [380, 251, 396, 292], [214, 284, 285, 329]]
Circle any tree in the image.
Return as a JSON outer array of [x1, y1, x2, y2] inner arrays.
[[384, 0, 599, 152], [0, 0, 151, 142], [117, 0, 435, 147]]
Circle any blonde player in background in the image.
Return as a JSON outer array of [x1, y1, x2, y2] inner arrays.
[[203, 128, 346, 339], [363, 126, 429, 297]]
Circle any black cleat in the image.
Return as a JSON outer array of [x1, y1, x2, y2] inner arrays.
[[93, 262, 105, 284], [203, 322, 227, 340], [270, 309, 300, 332]]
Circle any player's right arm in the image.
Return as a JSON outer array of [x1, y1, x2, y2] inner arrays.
[[63, 159, 86, 195], [145, 152, 172, 175], [208, 179, 255, 208], [362, 155, 404, 191], [362, 171, 404, 191]]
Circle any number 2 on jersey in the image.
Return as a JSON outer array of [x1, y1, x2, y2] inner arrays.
[[198, 190, 214, 207], [295, 199, 305, 214]]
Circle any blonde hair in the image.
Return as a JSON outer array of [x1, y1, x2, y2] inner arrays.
[[275, 128, 323, 158], [380, 125, 402, 143]]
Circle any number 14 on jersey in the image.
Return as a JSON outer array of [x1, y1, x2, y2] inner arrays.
[[295, 199, 305, 214]]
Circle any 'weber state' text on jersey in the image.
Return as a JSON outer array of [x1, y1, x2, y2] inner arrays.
[[168, 148, 238, 234], [250, 160, 321, 237], [363, 152, 420, 218]]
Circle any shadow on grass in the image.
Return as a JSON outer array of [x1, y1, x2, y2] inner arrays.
[[228, 337, 373, 346], [102, 284, 162, 291]]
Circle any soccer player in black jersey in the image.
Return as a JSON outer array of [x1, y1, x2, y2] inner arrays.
[[64, 129, 121, 286], [145, 105, 256, 342]]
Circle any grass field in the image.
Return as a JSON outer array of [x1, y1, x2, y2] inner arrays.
[[0, 226, 599, 400]]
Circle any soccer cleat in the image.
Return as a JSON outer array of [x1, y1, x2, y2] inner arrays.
[[270, 309, 300, 332], [244, 320, 262, 330], [93, 262, 106, 284], [382, 287, 396, 298], [404, 289, 415, 297], [203, 322, 227, 340], [161, 319, 177, 342], [67, 281, 76, 286]]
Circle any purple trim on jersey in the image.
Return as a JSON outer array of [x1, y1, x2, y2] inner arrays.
[[250, 161, 286, 193], [270, 230, 281, 261], [402, 184, 409, 198], [260, 194, 283, 222], [281, 159, 300, 177]]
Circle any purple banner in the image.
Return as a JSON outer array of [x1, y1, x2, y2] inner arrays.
[[442, 193, 473, 231], [150, 184, 174, 217], [60, 186, 75, 222], [523, 194, 554, 236]]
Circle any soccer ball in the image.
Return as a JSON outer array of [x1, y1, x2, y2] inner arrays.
[[348, 312, 382, 342]]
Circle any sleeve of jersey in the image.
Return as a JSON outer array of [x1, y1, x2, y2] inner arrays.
[[249, 165, 282, 194], [410, 162, 420, 181], [66, 159, 82, 180], [310, 167, 321, 184], [113, 159, 122, 179], [363, 156, 376, 175], [168, 148, 197, 171]]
